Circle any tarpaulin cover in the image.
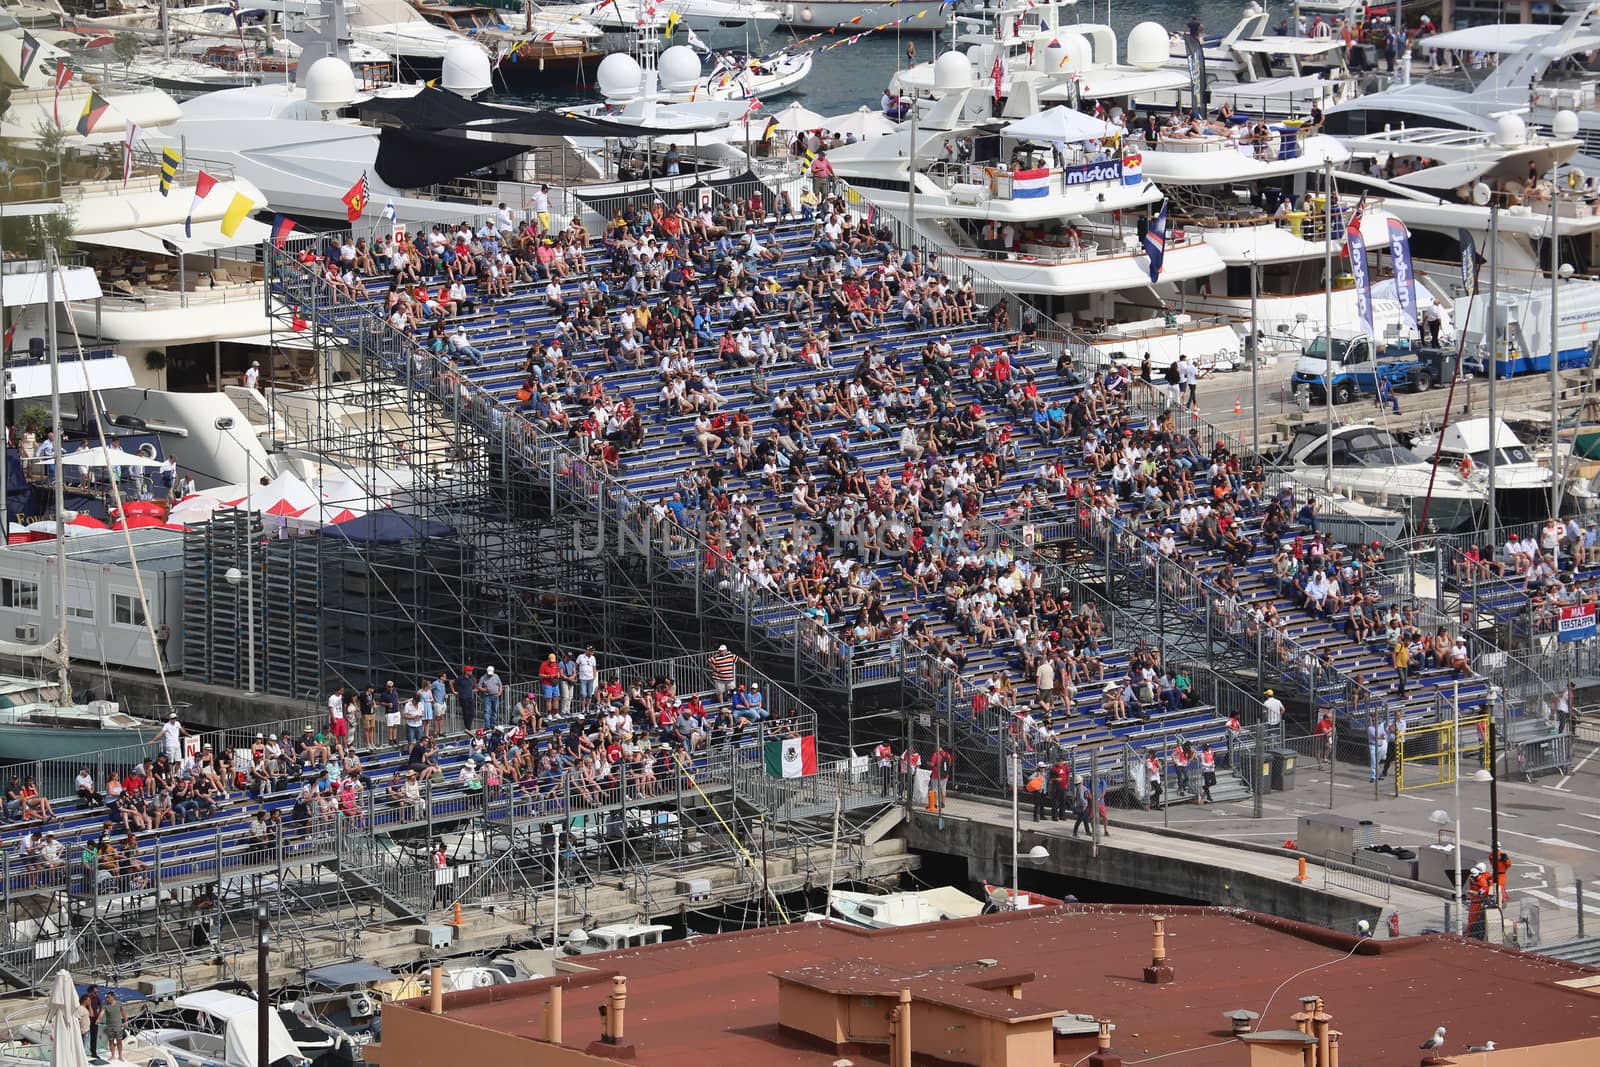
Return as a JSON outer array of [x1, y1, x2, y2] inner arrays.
[[359, 87, 677, 139], [573, 168, 772, 222], [373, 126, 530, 189]]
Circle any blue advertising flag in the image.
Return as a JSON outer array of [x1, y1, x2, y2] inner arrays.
[[1559, 603, 1597, 643], [1348, 228, 1373, 335], [1387, 218, 1418, 332]]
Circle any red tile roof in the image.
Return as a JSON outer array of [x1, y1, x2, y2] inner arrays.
[[408, 905, 1600, 1066]]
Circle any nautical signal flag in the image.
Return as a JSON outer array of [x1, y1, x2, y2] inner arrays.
[[1143, 202, 1168, 285], [271, 215, 297, 248], [341, 173, 370, 222], [664, 10, 680, 38], [219, 191, 252, 239], [18, 31, 40, 82], [76, 90, 110, 137], [186, 171, 218, 238], [53, 65, 73, 127], [159, 146, 181, 196], [763, 734, 817, 778]]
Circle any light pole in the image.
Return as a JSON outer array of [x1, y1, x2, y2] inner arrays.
[[255, 902, 269, 1067], [1451, 678, 1465, 935], [1248, 248, 1260, 451], [1010, 743, 1049, 909], [1548, 109, 1580, 516]]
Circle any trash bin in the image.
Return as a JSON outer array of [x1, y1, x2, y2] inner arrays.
[[1269, 748, 1297, 791], [1251, 751, 1274, 793]]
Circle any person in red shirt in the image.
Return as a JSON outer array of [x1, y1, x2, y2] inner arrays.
[[929, 747, 954, 807], [537, 653, 561, 717]]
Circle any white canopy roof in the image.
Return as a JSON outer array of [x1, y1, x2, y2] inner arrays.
[[42, 445, 166, 470], [1421, 24, 1600, 55], [1001, 105, 1120, 144], [75, 217, 272, 256], [824, 107, 897, 139], [174, 990, 302, 1067], [771, 101, 827, 131]]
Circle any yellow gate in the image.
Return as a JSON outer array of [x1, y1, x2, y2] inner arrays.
[[1396, 716, 1489, 794]]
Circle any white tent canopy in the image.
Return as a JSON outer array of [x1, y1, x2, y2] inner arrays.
[[771, 101, 827, 131], [1001, 105, 1121, 144]]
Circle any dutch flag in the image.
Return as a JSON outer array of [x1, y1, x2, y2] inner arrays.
[[1011, 167, 1051, 199]]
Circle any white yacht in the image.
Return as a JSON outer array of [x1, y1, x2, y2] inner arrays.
[[137, 991, 308, 1067], [342, 0, 488, 77], [1273, 422, 1487, 532], [825, 886, 987, 928], [1160, 4, 1359, 121], [1322, 5, 1600, 172], [1412, 417, 1557, 523], [832, 55, 1240, 368], [593, 41, 811, 106]]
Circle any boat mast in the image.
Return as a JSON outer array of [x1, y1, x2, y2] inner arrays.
[[1487, 198, 1499, 545], [1551, 161, 1563, 519], [1323, 155, 1332, 490], [45, 247, 69, 701]]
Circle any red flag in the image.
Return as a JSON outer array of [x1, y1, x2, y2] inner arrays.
[[743, 97, 762, 117], [2, 321, 16, 352], [185, 171, 218, 238], [341, 173, 370, 222], [53, 65, 74, 127], [271, 214, 297, 248], [991, 55, 1004, 104]]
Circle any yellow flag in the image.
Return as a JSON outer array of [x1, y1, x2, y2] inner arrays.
[[219, 191, 251, 237]]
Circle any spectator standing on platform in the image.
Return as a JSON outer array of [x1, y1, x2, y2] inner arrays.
[[1261, 689, 1284, 735], [874, 739, 895, 793], [710, 644, 737, 700], [381, 680, 401, 745], [929, 744, 953, 808], [456, 667, 476, 731], [1071, 776, 1092, 836], [577, 645, 599, 714], [558, 651, 577, 717], [538, 654, 561, 720], [102, 992, 126, 1062], [479, 665, 503, 728], [1380, 710, 1404, 779], [152, 712, 189, 762], [1049, 759, 1070, 822], [431, 672, 449, 737], [82, 985, 102, 1057], [1367, 715, 1389, 782]]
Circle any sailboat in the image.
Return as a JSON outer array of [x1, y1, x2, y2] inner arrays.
[[0, 251, 161, 761]]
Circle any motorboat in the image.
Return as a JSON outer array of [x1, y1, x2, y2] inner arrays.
[[341, 0, 487, 77], [407, 2, 605, 86], [1413, 418, 1559, 524], [559, 0, 781, 51], [1272, 422, 1487, 532], [778, 0, 951, 31], [825, 886, 987, 928], [595, 42, 810, 105], [136, 991, 308, 1067], [1160, 4, 1360, 121], [560, 921, 672, 954]]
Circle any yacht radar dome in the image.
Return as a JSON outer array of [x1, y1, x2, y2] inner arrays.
[[597, 52, 643, 102], [658, 45, 701, 92], [1554, 109, 1579, 139], [1492, 113, 1527, 147], [441, 43, 491, 98], [1055, 33, 1092, 74], [303, 57, 356, 110], [933, 51, 973, 90], [1127, 22, 1168, 71]]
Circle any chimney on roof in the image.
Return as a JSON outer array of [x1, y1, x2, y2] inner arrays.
[[545, 985, 564, 1044], [1087, 1018, 1121, 1067], [609, 976, 628, 1044], [1290, 998, 1318, 1067], [1312, 997, 1333, 1067], [1327, 1030, 1341, 1067], [428, 964, 443, 1016], [895, 988, 913, 1067], [1142, 917, 1174, 985]]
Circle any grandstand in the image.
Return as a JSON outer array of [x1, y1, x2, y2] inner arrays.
[[246, 186, 1520, 803], [0, 651, 894, 990]]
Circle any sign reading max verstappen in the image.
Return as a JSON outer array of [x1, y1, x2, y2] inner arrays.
[[1063, 159, 1123, 186], [1560, 603, 1597, 643]]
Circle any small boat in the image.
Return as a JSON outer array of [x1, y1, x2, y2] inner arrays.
[[1412, 417, 1557, 524], [826, 886, 988, 928], [136, 990, 308, 1067], [689, 50, 812, 103], [561, 921, 672, 955]]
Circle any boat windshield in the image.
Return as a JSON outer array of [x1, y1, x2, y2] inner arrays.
[[1303, 335, 1369, 366], [1309, 428, 1422, 467]]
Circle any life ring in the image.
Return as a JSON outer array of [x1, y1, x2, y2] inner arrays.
[[1458, 456, 1474, 479]]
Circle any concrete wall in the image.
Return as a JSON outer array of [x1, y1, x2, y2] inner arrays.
[[905, 813, 1385, 932]]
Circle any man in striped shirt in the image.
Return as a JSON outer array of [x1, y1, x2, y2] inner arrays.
[[709, 644, 737, 701]]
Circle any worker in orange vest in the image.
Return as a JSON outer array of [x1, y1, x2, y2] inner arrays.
[[1493, 849, 1512, 905]]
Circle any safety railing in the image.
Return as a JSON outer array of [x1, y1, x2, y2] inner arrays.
[[1322, 849, 1394, 901]]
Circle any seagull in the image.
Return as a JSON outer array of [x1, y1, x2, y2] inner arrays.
[[1467, 1042, 1496, 1053], [1420, 1027, 1447, 1050]]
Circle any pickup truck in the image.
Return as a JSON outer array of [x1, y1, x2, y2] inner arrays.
[[1290, 332, 1438, 404]]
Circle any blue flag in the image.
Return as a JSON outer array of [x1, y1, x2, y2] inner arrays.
[[1348, 227, 1373, 335], [1143, 203, 1168, 284], [1387, 218, 1417, 332]]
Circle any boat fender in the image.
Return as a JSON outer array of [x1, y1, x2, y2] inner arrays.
[[801, 7, 813, 22]]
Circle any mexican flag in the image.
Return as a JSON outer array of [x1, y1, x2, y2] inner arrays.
[[764, 734, 817, 778]]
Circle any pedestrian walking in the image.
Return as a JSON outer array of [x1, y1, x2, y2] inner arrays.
[[1071, 776, 1092, 837]]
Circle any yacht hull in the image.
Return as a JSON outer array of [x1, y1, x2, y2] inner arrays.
[[0, 723, 154, 762]]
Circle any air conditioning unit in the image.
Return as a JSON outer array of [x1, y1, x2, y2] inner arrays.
[[13, 626, 37, 642]]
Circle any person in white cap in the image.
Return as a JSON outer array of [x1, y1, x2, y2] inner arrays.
[[243, 361, 261, 390], [709, 644, 737, 700], [152, 711, 189, 762], [477, 665, 503, 729]]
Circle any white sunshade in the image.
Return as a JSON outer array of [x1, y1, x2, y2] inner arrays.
[[824, 106, 897, 139], [74, 217, 273, 257], [1001, 105, 1121, 145], [48, 970, 90, 1067], [771, 101, 828, 131], [41, 445, 167, 470]]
